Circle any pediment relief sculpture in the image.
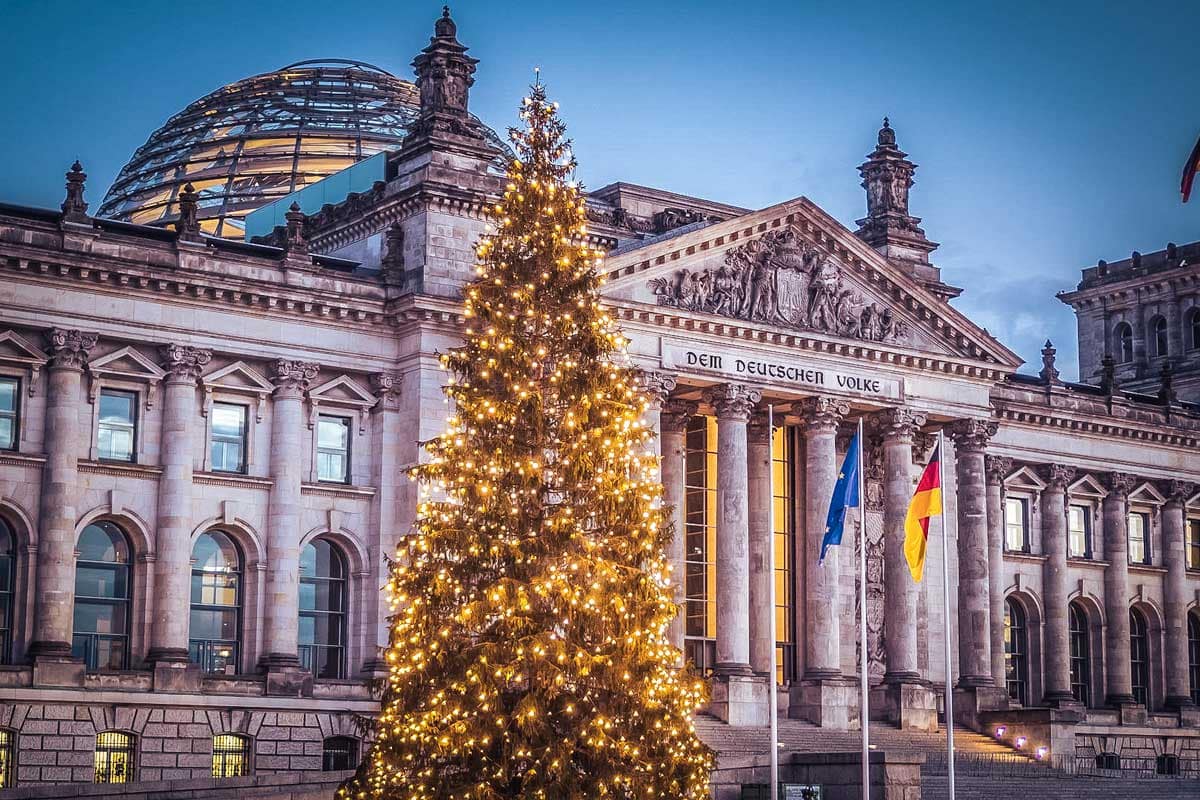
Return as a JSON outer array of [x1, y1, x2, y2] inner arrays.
[[647, 225, 908, 344]]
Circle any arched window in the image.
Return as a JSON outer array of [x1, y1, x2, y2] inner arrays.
[[1188, 612, 1200, 706], [299, 539, 347, 679], [1004, 598, 1028, 705], [0, 729, 13, 789], [94, 731, 136, 784], [189, 531, 243, 674], [72, 522, 132, 671], [1069, 603, 1091, 706], [1130, 608, 1150, 707], [211, 733, 251, 777], [0, 519, 14, 664], [1150, 316, 1169, 358], [1115, 322, 1134, 363], [1189, 309, 1200, 351], [322, 736, 359, 771]]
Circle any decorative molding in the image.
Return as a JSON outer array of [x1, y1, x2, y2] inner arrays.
[[1039, 463, 1077, 490], [159, 344, 212, 382], [200, 361, 274, 422], [307, 374, 377, 433], [301, 482, 378, 500], [638, 370, 677, 405], [78, 460, 163, 479], [271, 359, 319, 399], [948, 418, 997, 452], [872, 406, 926, 441], [1162, 480, 1197, 505], [659, 399, 697, 433], [45, 327, 97, 371], [1102, 472, 1139, 499], [796, 396, 850, 431], [194, 472, 273, 490], [984, 455, 1014, 485], [0, 330, 48, 396], [703, 383, 762, 421], [370, 372, 403, 411], [88, 345, 167, 409]]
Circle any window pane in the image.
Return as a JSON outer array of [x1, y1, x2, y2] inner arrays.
[[211, 404, 246, 437], [317, 417, 348, 449], [99, 391, 134, 425], [0, 378, 15, 413], [0, 377, 15, 452], [0, 417, 12, 451]]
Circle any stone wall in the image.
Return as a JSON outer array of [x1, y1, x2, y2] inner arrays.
[[0, 769, 352, 799]]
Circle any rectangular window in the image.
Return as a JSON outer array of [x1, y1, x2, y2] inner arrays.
[[316, 415, 350, 483], [97, 390, 137, 462], [1005, 496, 1030, 553], [1068, 504, 1092, 559], [0, 377, 18, 451], [1128, 511, 1150, 565], [210, 403, 248, 473], [1187, 519, 1200, 571]]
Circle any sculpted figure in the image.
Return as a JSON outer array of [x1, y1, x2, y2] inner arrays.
[[710, 262, 742, 316], [808, 256, 842, 332]]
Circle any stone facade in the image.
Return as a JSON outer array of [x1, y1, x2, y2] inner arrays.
[[0, 8, 1199, 794]]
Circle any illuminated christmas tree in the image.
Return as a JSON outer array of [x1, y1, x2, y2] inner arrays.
[[339, 83, 714, 800]]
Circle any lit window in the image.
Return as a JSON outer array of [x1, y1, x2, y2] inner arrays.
[[1189, 612, 1200, 705], [0, 377, 18, 451], [316, 415, 350, 483], [322, 736, 358, 771], [0, 729, 12, 788], [1069, 603, 1090, 706], [210, 403, 248, 473], [1130, 608, 1150, 707], [211, 734, 251, 778], [1004, 497, 1030, 553], [97, 389, 137, 462], [682, 415, 716, 675], [1068, 505, 1092, 559], [1115, 323, 1133, 363], [189, 531, 242, 674], [94, 731, 136, 784], [72, 522, 132, 671], [1128, 512, 1150, 565], [1187, 519, 1200, 571], [1004, 598, 1028, 705], [0, 520, 13, 665], [299, 539, 347, 679], [1150, 316, 1168, 358]]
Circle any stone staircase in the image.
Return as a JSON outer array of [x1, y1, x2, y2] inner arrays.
[[921, 774, 1199, 800]]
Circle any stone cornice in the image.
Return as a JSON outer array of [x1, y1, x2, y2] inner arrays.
[[301, 482, 378, 499], [78, 460, 163, 479], [0, 452, 47, 468], [991, 402, 1199, 449], [1057, 265, 1200, 309], [194, 472, 273, 490]]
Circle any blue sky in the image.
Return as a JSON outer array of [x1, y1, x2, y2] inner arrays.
[[1, 0, 1197, 378]]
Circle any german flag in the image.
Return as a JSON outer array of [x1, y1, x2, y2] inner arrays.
[[1183, 131, 1200, 203], [904, 442, 942, 582]]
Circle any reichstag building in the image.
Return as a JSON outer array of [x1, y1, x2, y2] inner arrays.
[[0, 6, 1198, 793]]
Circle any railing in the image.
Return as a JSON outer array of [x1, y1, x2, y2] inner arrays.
[[71, 633, 128, 671], [189, 638, 239, 674], [299, 644, 346, 679], [922, 750, 1200, 781]]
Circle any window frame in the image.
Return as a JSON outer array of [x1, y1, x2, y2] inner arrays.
[[1067, 503, 1093, 560], [1068, 603, 1091, 707], [1130, 608, 1150, 707], [0, 375, 19, 452], [1115, 322, 1134, 364], [94, 731, 136, 784], [96, 388, 139, 464], [1004, 597, 1029, 706], [0, 728, 13, 789], [1004, 495, 1031, 554], [1150, 315, 1169, 358], [188, 531, 243, 675], [682, 414, 717, 676], [72, 521, 133, 672], [1189, 308, 1200, 351], [1187, 518, 1200, 572], [0, 519, 14, 665], [1127, 510, 1151, 566], [315, 414, 352, 485], [1189, 611, 1200, 706], [322, 736, 359, 772], [211, 733, 252, 778], [209, 402, 249, 474], [298, 538, 349, 680]]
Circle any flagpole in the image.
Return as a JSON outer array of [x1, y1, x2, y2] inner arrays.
[[938, 428, 956, 800], [857, 417, 869, 800], [767, 405, 779, 800]]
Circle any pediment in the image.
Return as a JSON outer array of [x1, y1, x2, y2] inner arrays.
[[601, 197, 1021, 368], [1129, 482, 1166, 507], [1068, 474, 1107, 499], [1005, 466, 1045, 492], [309, 375, 375, 407], [202, 360, 273, 394], [89, 346, 165, 381], [0, 330, 48, 366]]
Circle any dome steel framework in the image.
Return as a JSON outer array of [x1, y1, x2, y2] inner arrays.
[[99, 59, 505, 239]]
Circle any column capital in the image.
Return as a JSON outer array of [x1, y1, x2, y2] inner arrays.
[[660, 398, 697, 433], [747, 411, 773, 443], [370, 372, 404, 410], [984, 455, 1013, 485], [45, 327, 98, 371], [1039, 463, 1077, 491], [796, 396, 849, 431], [1162, 480, 1196, 507], [271, 359, 319, 399], [704, 383, 762, 421], [872, 406, 927, 442], [638, 370, 678, 406], [1102, 472, 1139, 499], [158, 344, 212, 383], [948, 418, 997, 452]]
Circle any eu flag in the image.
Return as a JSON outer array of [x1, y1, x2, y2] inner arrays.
[[820, 428, 861, 564]]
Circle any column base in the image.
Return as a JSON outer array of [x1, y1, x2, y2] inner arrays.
[[1044, 692, 1085, 713], [27, 639, 72, 659], [871, 680, 937, 731], [789, 676, 858, 730], [1114, 700, 1148, 726], [145, 647, 191, 664], [709, 672, 770, 727], [1165, 694, 1195, 710], [1179, 704, 1200, 728], [258, 653, 312, 697], [31, 654, 84, 688], [151, 660, 203, 692], [952, 685, 1009, 730]]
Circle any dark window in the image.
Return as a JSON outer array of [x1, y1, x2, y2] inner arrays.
[[97, 389, 137, 462], [1128, 512, 1150, 565], [683, 415, 715, 675], [1068, 505, 1092, 559], [322, 736, 358, 771], [1096, 752, 1120, 771], [189, 531, 242, 674], [1115, 323, 1134, 363], [1150, 316, 1169, 358], [1004, 497, 1030, 553], [1190, 309, 1200, 351], [1130, 608, 1150, 707], [1069, 603, 1091, 706], [316, 415, 351, 483], [0, 520, 13, 664], [1004, 598, 1028, 705], [1156, 754, 1180, 776], [299, 539, 347, 679], [72, 522, 132, 671], [1189, 612, 1200, 706], [210, 403, 248, 473], [0, 377, 18, 451], [0, 729, 12, 789], [1187, 519, 1200, 571], [211, 734, 251, 777], [94, 731, 136, 784]]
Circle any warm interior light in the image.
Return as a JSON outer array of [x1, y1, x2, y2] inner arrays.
[[1014, 736, 1027, 749], [994, 726, 1007, 738]]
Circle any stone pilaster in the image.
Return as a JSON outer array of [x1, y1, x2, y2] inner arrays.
[[30, 329, 97, 681], [260, 359, 318, 692], [747, 412, 774, 677], [362, 373, 404, 677], [660, 399, 693, 655], [1163, 480, 1196, 709], [1040, 464, 1077, 705], [984, 455, 1012, 689], [147, 345, 211, 679], [1102, 472, 1138, 708], [639, 371, 677, 461]]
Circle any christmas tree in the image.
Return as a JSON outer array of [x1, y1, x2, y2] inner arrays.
[[338, 83, 714, 800]]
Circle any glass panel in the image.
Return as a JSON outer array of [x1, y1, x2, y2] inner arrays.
[[212, 734, 250, 778], [94, 732, 136, 784], [1187, 520, 1200, 571], [0, 377, 16, 451], [322, 736, 358, 771], [299, 540, 347, 678], [683, 415, 717, 667], [98, 391, 136, 461], [1005, 497, 1028, 552], [0, 728, 11, 788], [1068, 505, 1090, 558], [317, 416, 348, 449], [1128, 513, 1148, 565]]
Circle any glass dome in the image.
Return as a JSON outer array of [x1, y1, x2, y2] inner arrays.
[[99, 59, 506, 239]]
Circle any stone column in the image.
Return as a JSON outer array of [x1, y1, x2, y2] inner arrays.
[[747, 412, 774, 677], [659, 399, 694, 655], [1163, 480, 1196, 709], [1102, 472, 1137, 707], [1040, 464, 1077, 705], [948, 420, 997, 688], [30, 329, 97, 671], [984, 455, 1012, 689], [362, 373, 403, 677], [260, 360, 318, 687], [147, 345, 211, 674]]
